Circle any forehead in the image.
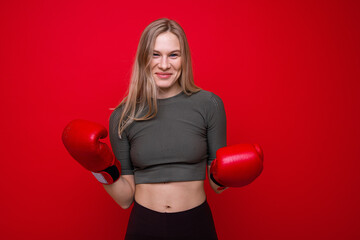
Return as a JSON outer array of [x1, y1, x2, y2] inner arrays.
[[153, 32, 180, 52]]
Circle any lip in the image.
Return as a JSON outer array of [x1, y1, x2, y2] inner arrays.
[[155, 72, 172, 79]]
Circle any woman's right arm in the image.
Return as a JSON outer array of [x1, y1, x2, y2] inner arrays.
[[103, 175, 135, 209], [107, 108, 136, 209]]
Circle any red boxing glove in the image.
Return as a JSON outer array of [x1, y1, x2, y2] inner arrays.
[[62, 119, 121, 184], [210, 144, 264, 188]]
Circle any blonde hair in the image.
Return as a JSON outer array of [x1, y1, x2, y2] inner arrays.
[[115, 18, 201, 137]]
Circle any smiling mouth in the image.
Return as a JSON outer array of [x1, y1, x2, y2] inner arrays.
[[156, 73, 172, 79], [156, 72, 172, 75]]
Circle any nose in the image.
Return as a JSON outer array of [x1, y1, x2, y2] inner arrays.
[[159, 56, 170, 70]]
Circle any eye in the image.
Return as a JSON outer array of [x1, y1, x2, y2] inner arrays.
[[152, 53, 160, 57], [169, 53, 179, 58]]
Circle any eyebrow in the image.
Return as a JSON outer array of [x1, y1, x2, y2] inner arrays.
[[153, 49, 181, 53]]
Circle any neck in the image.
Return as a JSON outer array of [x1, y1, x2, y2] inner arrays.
[[157, 85, 182, 99]]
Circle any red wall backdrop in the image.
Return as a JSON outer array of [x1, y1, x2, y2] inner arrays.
[[1, 0, 359, 239]]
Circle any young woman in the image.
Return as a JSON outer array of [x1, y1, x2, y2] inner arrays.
[[106, 18, 226, 239], [62, 18, 263, 240]]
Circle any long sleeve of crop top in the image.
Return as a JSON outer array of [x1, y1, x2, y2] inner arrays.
[[109, 107, 134, 175], [206, 93, 227, 166]]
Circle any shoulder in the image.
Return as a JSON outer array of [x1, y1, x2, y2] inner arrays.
[[110, 105, 125, 122], [190, 90, 224, 109], [190, 90, 223, 102], [109, 105, 126, 133]]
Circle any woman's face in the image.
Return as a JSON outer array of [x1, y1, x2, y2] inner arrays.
[[150, 32, 182, 98]]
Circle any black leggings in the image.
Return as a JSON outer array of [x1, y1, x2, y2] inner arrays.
[[125, 200, 218, 240]]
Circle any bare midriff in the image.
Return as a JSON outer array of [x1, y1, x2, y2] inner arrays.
[[135, 180, 206, 213]]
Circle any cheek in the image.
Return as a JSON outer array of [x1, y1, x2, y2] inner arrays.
[[150, 58, 158, 69], [174, 60, 182, 71], [150, 61, 156, 70]]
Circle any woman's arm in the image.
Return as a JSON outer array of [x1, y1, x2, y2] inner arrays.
[[205, 93, 228, 194], [208, 165, 228, 194], [103, 175, 135, 209]]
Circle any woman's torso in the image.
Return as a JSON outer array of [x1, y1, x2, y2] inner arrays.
[[135, 180, 206, 213], [109, 91, 226, 212]]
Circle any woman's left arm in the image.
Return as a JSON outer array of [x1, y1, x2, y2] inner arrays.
[[206, 93, 228, 194]]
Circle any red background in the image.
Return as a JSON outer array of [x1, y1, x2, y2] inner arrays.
[[1, 0, 359, 239]]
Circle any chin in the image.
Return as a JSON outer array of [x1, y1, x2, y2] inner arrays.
[[155, 80, 174, 89], [156, 84, 173, 90]]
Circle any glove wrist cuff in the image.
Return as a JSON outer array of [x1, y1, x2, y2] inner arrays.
[[210, 173, 225, 187], [92, 159, 121, 185]]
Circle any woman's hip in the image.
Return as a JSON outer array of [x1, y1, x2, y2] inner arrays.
[[125, 200, 218, 240]]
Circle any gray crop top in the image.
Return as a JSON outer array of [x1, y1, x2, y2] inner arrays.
[[109, 90, 227, 184]]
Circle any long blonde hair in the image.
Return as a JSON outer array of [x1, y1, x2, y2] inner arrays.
[[116, 18, 201, 137]]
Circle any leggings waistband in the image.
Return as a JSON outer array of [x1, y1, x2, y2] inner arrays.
[[133, 199, 208, 215]]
